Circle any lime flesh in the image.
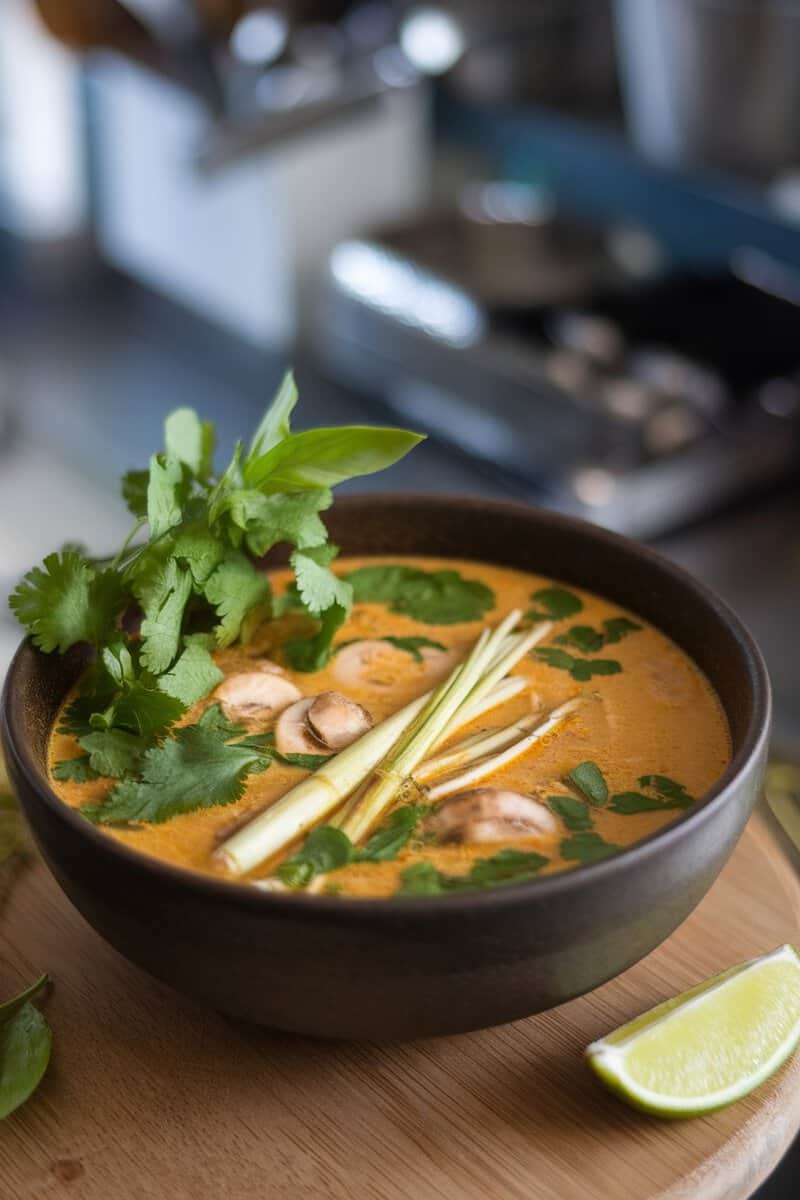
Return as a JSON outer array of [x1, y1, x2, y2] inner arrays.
[[586, 944, 800, 1117]]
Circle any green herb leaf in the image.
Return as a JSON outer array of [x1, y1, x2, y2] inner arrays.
[[277, 825, 354, 888], [396, 861, 446, 895], [52, 756, 99, 784], [214, 488, 332, 558], [534, 646, 622, 681], [0, 976, 51, 1121], [355, 804, 429, 862], [380, 636, 447, 663], [547, 794, 594, 831], [345, 564, 494, 625], [135, 558, 193, 674], [164, 407, 214, 479], [87, 705, 268, 826], [77, 728, 151, 779], [561, 831, 621, 864], [103, 686, 185, 739], [9, 553, 124, 654], [567, 761, 608, 806], [291, 546, 352, 616], [146, 453, 187, 540], [526, 586, 583, 622], [121, 469, 149, 518], [158, 635, 224, 707], [601, 617, 642, 644], [246, 369, 298, 462], [608, 792, 670, 815], [244, 426, 424, 492], [396, 848, 549, 896], [284, 602, 349, 673], [203, 555, 271, 648], [172, 525, 226, 586], [554, 616, 642, 654], [639, 775, 694, 806]]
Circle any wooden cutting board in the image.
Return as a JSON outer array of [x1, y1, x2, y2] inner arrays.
[[2, 811, 799, 1200]]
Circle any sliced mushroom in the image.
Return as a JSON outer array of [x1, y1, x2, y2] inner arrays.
[[428, 788, 558, 845], [307, 691, 373, 751], [275, 698, 329, 756], [215, 672, 302, 723], [334, 639, 457, 690], [333, 640, 398, 689]]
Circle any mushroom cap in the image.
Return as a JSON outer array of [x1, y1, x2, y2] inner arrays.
[[214, 671, 302, 723], [274, 698, 330, 756], [333, 640, 458, 690], [307, 691, 373, 751], [429, 788, 558, 844]]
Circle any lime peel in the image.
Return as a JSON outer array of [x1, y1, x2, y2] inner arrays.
[[586, 944, 800, 1117]]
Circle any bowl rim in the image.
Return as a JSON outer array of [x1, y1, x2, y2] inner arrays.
[[1, 492, 771, 921]]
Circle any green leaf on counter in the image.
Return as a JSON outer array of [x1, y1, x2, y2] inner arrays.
[[0, 976, 51, 1121], [345, 564, 495, 625], [567, 761, 609, 807]]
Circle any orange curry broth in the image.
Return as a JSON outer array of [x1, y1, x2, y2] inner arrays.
[[49, 556, 731, 897]]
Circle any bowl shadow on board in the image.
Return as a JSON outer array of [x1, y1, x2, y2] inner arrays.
[[1, 495, 771, 1039]]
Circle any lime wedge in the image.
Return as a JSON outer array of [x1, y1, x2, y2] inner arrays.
[[586, 944, 800, 1116]]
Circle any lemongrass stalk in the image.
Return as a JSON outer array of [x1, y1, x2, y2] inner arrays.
[[425, 697, 583, 801], [330, 676, 527, 830], [415, 710, 544, 783], [216, 689, 432, 874], [340, 611, 529, 841]]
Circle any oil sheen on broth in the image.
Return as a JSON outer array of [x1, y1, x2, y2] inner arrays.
[[49, 556, 731, 897]]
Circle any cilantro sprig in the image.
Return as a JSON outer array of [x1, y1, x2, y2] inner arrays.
[[12, 373, 422, 805]]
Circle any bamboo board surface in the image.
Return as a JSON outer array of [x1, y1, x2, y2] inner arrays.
[[1, 811, 799, 1200]]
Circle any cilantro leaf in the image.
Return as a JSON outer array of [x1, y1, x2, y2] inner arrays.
[[601, 617, 642, 644], [215, 488, 332, 558], [121, 469, 149, 518], [203, 555, 271, 647], [561, 831, 621, 864], [52, 755, 99, 784], [526, 586, 583, 622], [547, 794, 594, 831], [158, 636, 224, 706], [246, 369, 298, 462], [345, 564, 494, 625], [164, 408, 214, 479], [534, 646, 622, 681], [396, 848, 549, 896], [146, 454, 186, 540], [77, 729, 151, 779], [639, 775, 694, 805], [135, 557, 193, 673], [105, 686, 185, 738], [277, 825, 353, 888], [567, 761, 608, 806], [291, 546, 352, 615], [355, 804, 430, 862], [87, 706, 268, 825], [608, 791, 670, 815], [284, 601, 349, 672], [554, 616, 642, 654], [244, 426, 424, 491], [9, 553, 124, 653], [172, 525, 226, 586]]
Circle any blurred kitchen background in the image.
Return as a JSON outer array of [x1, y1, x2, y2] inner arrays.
[[0, 1, 798, 1190]]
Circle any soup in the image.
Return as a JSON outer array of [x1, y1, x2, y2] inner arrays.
[[49, 555, 731, 898]]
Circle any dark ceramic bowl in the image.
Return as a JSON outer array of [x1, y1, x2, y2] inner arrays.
[[2, 496, 770, 1039]]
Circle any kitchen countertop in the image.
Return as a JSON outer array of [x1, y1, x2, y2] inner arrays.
[[0, 270, 797, 1195]]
